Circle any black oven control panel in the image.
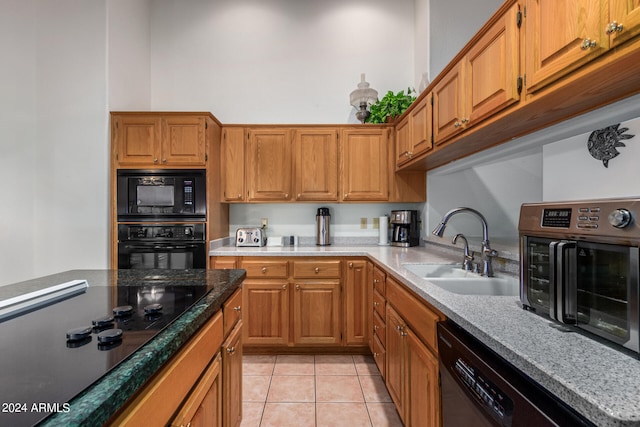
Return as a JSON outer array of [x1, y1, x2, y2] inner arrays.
[[118, 224, 205, 241]]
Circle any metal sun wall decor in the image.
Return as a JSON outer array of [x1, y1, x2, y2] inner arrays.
[[587, 123, 635, 168]]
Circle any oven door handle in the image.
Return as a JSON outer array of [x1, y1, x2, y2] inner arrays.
[[549, 240, 577, 324]]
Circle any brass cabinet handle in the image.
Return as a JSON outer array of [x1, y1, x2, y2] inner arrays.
[[314, 267, 320, 273], [373, 279, 379, 284], [373, 352, 380, 357], [282, 284, 287, 290], [349, 262, 354, 268], [233, 306, 241, 312], [153, 158, 158, 164], [581, 38, 597, 50], [374, 325, 379, 331], [162, 158, 167, 163], [296, 284, 301, 290], [606, 21, 624, 34], [237, 194, 242, 199], [284, 193, 289, 199], [461, 118, 470, 124], [261, 267, 267, 273], [454, 121, 462, 128], [226, 346, 236, 354], [373, 302, 379, 307]]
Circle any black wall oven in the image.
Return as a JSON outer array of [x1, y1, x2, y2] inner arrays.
[[519, 198, 640, 354], [117, 169, 206, 222], [117, 224, 206, 269]]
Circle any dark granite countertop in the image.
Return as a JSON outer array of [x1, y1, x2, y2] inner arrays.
[[0, 269, 244, 427]]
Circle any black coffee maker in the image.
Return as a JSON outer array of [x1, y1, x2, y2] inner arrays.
[[390, 210, 420, 247]]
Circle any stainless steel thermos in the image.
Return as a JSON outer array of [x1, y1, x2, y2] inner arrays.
[[316, 207, 331, 246]]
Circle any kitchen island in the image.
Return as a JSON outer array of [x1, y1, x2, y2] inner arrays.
[[0, 269, 244, 426], [210, 242, 640, 427]]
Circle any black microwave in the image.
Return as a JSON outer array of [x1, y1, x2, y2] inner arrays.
[[519, 198, 640, 355], [117, 169, 206, 221]]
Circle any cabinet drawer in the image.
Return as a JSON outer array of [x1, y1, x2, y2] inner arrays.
[[223, 288, 242, 336], [372, 333, 386, 378], [372, 267, 386, 295], [293, 260, 341, 278], [373, 289, 386, 319], [386, 277, 443, 354], [373, 310, 386, 347], [241, 260, 289, 278]]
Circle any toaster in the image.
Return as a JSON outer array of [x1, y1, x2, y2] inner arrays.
[[235, 228, 266, 247]]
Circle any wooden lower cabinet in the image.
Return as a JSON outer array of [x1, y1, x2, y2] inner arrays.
[[222, 320, 243, 427], [385, 275, 443, 427], [292, 281, 341, 345], [233, 256, 373, 350], [170, 354, 223, 427], [407, 328, 441, 427]]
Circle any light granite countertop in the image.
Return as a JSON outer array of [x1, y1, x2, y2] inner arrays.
[[210, 241, 640, 427]]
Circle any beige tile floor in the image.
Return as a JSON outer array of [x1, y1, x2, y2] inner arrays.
[[241, 354, 404, 427]]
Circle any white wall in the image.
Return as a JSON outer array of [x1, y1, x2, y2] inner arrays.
[[429, 0, 503, 77], [0, 0, 37, 286], [543, 116, 640, 201], [414, 0, 430, 91], [0, 0, 110, 286], [149, 0, 415, 124], [108, 0, 152, 110]]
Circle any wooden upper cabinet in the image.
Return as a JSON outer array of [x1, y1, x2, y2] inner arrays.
[[525, 0, 608, 93], [113, 115, 162, 166], [466, 2, 521, 124], [433, 61, 466, 145], [409, 96, 432, 158], [111, 113, 207, 167], [395, 115, 412, 166], [340, 128, 389, 201], [113, 113, 208, 167], [161, 116, 207, 165], [609, 0, 640, 47], [246, 128, 292, 201], [293, 128, 339, 201], [221, 127, 245, 202]]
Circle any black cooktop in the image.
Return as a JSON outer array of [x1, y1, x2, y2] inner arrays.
[[0, 270, 213, 426]]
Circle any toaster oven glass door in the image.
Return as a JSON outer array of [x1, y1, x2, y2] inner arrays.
[[575, 242, 638, 348]]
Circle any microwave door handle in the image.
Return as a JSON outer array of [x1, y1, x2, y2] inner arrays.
[[554, 241, 577, 324]]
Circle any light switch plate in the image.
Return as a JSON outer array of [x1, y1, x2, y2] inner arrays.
[[360, 217, 367, 229]]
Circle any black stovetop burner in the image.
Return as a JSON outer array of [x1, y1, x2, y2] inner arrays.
[[0, 272, 211, 426]]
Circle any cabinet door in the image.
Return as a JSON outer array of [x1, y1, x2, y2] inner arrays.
[[171, 354, 223, 427], [113, 115, 161, 167], [610, 0, 640, 47], [247, 128, 292, 201], [395, 115, 412, 166], [433, 61, 466, 145], [409, 95, 432, 157], [340, 129, 389, 201], [161, 116, 207, 166], [292, 281, 341, 345], [243, 281, 289, 346], [344, 260, 368, 346], [407, 329, 440, 427], [221, 128, 245, 202], [466, 3, 520, 124], [525, 0, 607, 93], [385, 305, 408, 425], [222, 321, 243, 427], [294, 128, 339, 201]]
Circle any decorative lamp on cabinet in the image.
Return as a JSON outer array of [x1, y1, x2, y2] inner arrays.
[[350, 73, 378, 123]]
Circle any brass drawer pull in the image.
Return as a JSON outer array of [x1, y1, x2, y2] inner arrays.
[[233, 306, 241, 312], [315, 267, 320, 273], [261, 267, 267, 273]]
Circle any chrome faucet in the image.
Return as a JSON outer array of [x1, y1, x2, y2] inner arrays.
[[432, 207, 498, 277]]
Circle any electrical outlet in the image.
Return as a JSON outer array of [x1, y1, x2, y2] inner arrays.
[[373, 217, 380, 229], [261, 218, 268, 228], [360, 217, 367, 229]]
